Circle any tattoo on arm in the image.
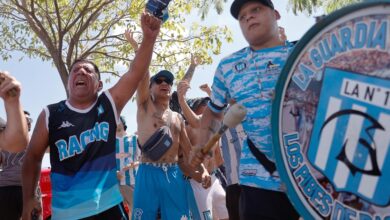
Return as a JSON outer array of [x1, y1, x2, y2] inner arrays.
[[182, 65, 196, 82]]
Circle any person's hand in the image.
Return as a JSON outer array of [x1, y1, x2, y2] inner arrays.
[[140, 12, 161, 41], [22, 197, 42, 220], [278, 26, 287, 42], [189, 148, 206, 168], [177, 80, 190, 100], [116, 170, 124, 181], [122, 161, 140, 171], [190, 54, 202, 67], [124, 29, 139, 51], [0, 71, 21, 100], [199, 83, 211, 96], [201, 170, 211, 189]]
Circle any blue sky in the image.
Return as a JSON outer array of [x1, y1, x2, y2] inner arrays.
[[0, 0, 322, 134]]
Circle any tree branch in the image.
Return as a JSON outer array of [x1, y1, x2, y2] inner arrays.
[[78, 16, 126, 59], [66, 0, 114, 71], [62, 0, 91, 34]]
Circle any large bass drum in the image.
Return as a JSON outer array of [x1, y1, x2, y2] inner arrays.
[[272, 1, 390, 219]]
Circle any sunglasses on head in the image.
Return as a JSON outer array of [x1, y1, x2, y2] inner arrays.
[[154, 78, 172, 85]]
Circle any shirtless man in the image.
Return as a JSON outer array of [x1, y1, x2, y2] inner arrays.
[[134, 69, 210, 220], [177, 80, 228, 220]]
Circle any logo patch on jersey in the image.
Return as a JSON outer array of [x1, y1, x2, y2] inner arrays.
[[308, 68, 390, 206], [97, 104, 104, 116], [266, 61, 279, 69], [241, 169, 257, 176], [57, 102, 66, 112], [234, 61, 248, 73], [57, 121, 75, 129], [266, 60, 280, 75]]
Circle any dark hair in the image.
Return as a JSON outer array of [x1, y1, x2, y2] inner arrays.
[[119, 116, 127, 131], [23, 111, 30, 116], [70, 59, 101, 80]]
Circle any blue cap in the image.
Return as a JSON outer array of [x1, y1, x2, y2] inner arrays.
[[150, 70, 174, 84]]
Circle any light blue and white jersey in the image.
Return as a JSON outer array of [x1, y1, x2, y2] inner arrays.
[[209, 43, 294, 191], [116, 135, 139, 187], [220, 124, 245, 186]]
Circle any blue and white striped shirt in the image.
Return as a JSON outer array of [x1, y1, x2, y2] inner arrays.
[[116, 135, 139, 187], [209, 43, 294, 191], [220, 124, 245, 185]]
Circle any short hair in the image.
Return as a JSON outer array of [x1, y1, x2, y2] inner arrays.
[[70, 59, 101, 80], [23, 111, 30, 116], [119, 116, 127, 131]]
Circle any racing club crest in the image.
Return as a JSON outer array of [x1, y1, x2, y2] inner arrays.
[[308, 68, 390, 207], [233, 60, 248, 73], [272, 1, 390, 219]]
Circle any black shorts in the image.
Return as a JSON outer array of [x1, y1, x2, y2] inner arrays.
[[0, 185, 23, 220], [80, 203, 128, 220], [226, 184, 241, 220], [239, 185, 299, 220]]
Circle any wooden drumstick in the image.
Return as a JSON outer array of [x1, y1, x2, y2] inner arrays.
[[200, 104, 247, 155]]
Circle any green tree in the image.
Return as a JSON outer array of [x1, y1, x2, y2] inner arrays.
[[197, 0, 228, 19], [0, 0, 232, 96], [196, 0, 362, 17], [288, 0, 361, 15]]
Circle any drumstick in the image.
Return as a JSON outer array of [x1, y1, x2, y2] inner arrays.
[[200, 104, 247, 155]]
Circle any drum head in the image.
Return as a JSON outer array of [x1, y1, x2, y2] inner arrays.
[[272, 1, 390, 219]]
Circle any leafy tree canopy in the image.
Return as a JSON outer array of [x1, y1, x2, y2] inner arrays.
[[288, 0, 361, 15], [0, 0, 232, 95]]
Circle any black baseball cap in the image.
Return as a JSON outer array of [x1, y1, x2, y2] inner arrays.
[[150, 70, 174, 85], [231, 0, 274, 19], [187, 97, 210, 111]]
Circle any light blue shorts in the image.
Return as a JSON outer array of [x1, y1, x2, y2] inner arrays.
[[132, 163, 198, 220]]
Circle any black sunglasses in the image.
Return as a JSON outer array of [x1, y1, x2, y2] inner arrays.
[[154, 78, 172, 85]]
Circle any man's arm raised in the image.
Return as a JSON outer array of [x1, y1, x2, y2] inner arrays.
[[182, 54, 201, 82], [177, 80, 201, 128], [22, 110, 49, 220], [0, 71, 28, 152], [122, 29, 150, 108], [109, 13, 161, 114]]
